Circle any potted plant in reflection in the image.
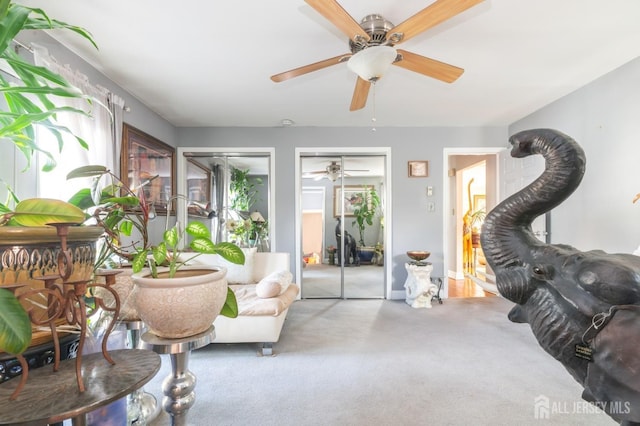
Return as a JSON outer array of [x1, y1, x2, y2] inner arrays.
[[326, 245, 337, 265], [129, 202, 244, 339], [350, 185, 381, 264]]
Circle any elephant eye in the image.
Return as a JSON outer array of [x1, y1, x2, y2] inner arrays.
[[532, 265, 552, 279]]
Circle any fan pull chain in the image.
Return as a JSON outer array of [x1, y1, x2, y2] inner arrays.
[[371, 81, 377, 132]]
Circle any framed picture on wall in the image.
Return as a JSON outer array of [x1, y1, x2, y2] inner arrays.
[[333, 185, 369, 217], [121, 123, 175, 213], [408, 160, 429, 177]]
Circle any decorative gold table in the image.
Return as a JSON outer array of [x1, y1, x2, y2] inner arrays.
[[0, 349, 160, 425]]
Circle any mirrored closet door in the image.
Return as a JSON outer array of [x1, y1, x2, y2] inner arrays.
[[300, 154, 386, 299], [176, 148, 274, 250]]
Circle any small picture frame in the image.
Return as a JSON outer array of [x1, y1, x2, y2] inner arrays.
[[408, 161, 429, 177]]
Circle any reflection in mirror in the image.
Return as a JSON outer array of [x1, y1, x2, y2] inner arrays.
[[177, 150, 272, 251], [121, 124, 175, 214], [300, 155, 386, 299], [186, 159, 212, 217]]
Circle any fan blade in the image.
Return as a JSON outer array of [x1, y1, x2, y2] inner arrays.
[[350, 77, 371, 111], [271, 54, 351, 82], [388, 0, 484, 44], [394, 49, 464, 83], [305, 0, 370, 42]]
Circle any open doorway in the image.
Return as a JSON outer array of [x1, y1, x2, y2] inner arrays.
[[443, 148, 502, 299]]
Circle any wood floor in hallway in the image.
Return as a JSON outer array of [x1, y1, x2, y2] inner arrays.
[[448, 277, 495, 298]]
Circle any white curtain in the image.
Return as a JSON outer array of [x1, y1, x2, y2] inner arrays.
[[32, 44, 125, 201]]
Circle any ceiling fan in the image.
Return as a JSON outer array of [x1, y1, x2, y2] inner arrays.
[[271, 0, 484, 111], [303, 161, 369, 181]]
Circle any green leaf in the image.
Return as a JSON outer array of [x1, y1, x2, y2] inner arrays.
[[219, 287, 238, 318], [153, 242, 167, 265], [102, 196, 139, 207], [11, 198, 85, 226], [163, 227, 178, 247], [119, 220, 133, 236], [67, 187, 100, 210], [132, 250, 148, 273], [185, 221, 209, 238], [190, 237, 216, 254], [0, 288, 32, 355], [0, 3, 30, 55], [215, 242, 245, 265], [102, 210, 125, 230], [66, 165, 108, 180]]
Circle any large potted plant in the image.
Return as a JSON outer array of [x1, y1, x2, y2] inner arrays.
[[66, 164, 157, 321], [350, 185, 381, 264], [130, 217, 244, 339], [0, 1, 99, 357]]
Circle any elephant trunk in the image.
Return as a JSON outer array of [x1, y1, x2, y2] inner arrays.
[[481, 129, 586, 303]]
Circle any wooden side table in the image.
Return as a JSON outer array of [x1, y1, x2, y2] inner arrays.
[[140, 326, 215, 426], [0, 349, 161, 425]]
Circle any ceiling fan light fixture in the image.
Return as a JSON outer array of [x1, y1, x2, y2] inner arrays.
[[347, 45, 397, 82]]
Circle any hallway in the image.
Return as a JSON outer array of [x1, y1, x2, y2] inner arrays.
[[448, 277, 495, 298]]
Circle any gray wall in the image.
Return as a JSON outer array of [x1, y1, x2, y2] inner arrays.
[[175, 127, 506, 293], [510, 56, 640, 254]]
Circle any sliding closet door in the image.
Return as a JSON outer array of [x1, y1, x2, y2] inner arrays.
[[301, 156, 342, 298], [342, 156, 385, 299], [300, 154, 385, 299]]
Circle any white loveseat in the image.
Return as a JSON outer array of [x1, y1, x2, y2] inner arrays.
[[191, 250, 299, 355]]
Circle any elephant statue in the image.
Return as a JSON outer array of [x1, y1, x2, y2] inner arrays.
[[481, 128, 640, 424], [335, 217, 358, 266]]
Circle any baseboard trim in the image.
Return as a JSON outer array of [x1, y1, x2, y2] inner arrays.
[[448, 270, 464, 280]]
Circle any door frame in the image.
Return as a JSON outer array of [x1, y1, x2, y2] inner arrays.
[[442, 147, 503, 298], [295, 147, 392, 298]]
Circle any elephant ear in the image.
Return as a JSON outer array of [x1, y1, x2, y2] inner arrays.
[[583, 307, 640, 423]]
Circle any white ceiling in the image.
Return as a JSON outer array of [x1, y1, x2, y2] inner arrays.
[[16, 0, 640, 128]]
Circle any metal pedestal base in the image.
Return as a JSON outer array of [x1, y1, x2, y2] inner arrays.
[[124, 320, 161, 424], [140, 326, 215, 426]]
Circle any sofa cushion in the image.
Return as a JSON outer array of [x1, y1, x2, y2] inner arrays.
[[256, 279, 281, 298], [231, 283, 299, 316], [258, 270, 292, 294]]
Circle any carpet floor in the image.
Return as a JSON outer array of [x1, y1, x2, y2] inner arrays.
[[146, 297, 616, 426], [301, 263, 385, 298]]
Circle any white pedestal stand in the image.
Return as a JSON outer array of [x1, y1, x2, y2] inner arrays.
[[404, 262, 438, 308]]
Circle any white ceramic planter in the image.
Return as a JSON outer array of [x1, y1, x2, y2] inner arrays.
[[131, 265, 228, 339]]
